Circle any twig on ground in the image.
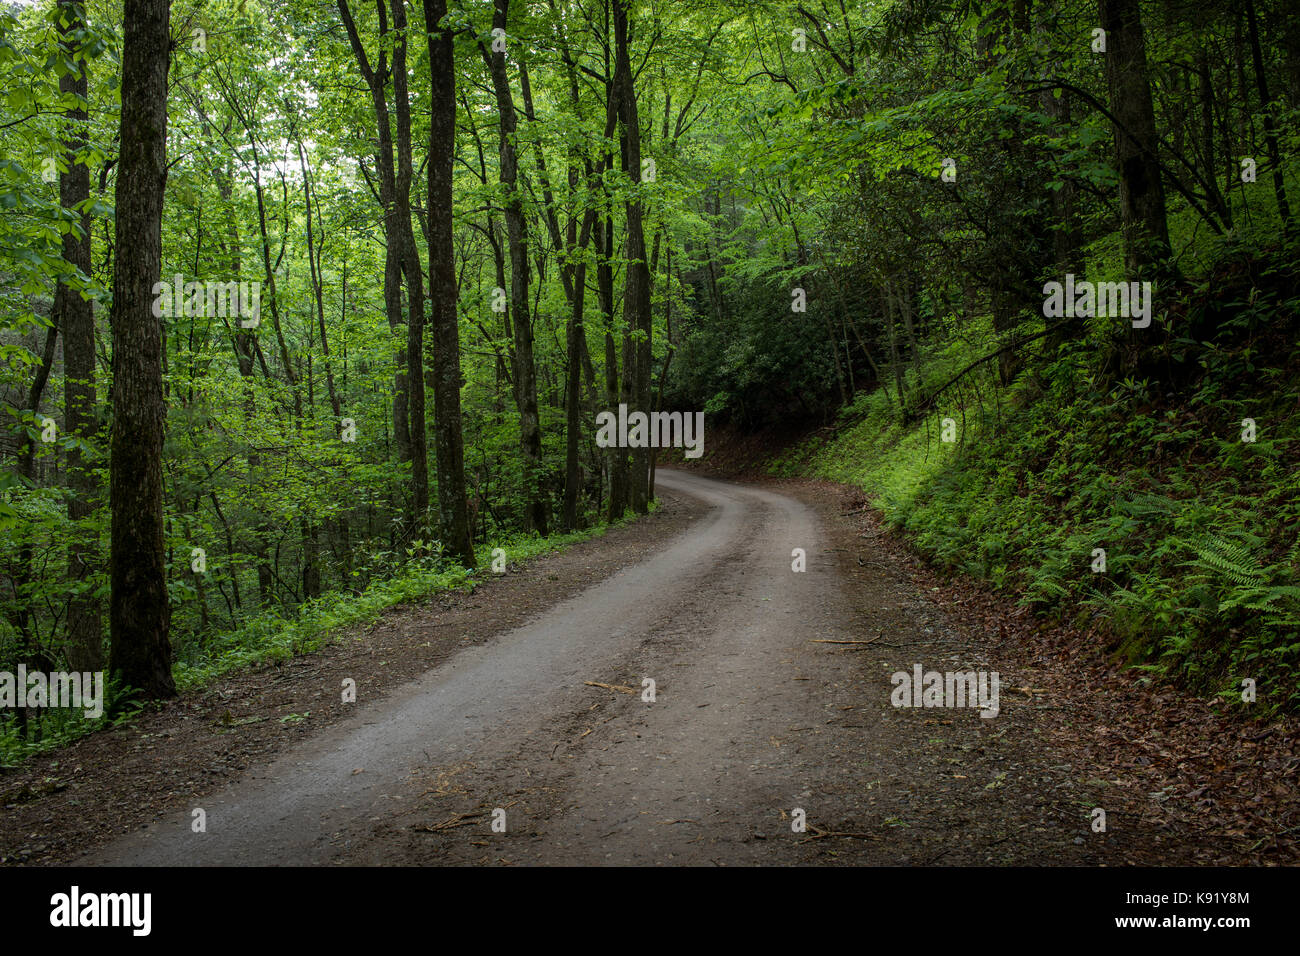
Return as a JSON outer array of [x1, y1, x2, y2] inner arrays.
[[584, 680, 637, 694]]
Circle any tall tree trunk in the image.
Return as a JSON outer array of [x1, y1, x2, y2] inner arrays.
[[13, 320, 59, 738], [597, 210, 626, 520], [337, 0, 409, 465], [425, 0, 476, 567], [899, 276, 922, 391], [1037, 2, 1087, 277], [216, 162, 273, 604], [613, 0, 652, 513], [1099, 0, 1172, 277], [884, 285, 905, 410], [57, 0, 103, 672], [1196, 46, 1232, 228], [1244, 0, 1293, 237], [109, 0, 176, 700], [563, 207, 597, 532], [596, 78, 627, 520], [295, 134, 353, 581], [295, 137, 341, 421], [522, 54, 603, 531], [300, 517, 321, 599], [481, 0, 546, 534], [648, 245, 676, 499], [390, 0, 430, 525]]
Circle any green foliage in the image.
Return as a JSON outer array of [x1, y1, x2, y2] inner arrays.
[[782, 240, 1300, 713], [0, 674, 141, 768], [170, 516, 629, 691]]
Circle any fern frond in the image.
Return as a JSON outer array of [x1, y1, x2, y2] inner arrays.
[[1190, 534, 1266, 588]]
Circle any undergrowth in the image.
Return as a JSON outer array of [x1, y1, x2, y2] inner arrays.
[[772, 239, 1300, 714]]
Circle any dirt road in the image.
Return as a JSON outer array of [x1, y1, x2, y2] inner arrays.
[[82, 470, 1203, 865]]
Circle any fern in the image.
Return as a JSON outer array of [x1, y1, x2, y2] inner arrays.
[[1118, 492, 1179, 517], [1188, 534, 1266, 588]]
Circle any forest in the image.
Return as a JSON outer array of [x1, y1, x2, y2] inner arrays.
[[1, 0, 1297, 766]]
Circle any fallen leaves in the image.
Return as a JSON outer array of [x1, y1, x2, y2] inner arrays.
[[845, 496, 1300, 864]]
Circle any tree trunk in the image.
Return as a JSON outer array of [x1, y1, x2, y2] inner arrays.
[[597, 210, 626, 520], [108, 0, 176, 700], [1037, 2, 1088, 275], [563, 205, 597, 531], [1244, 0, 1293, 237], [596, 80, 627, 521], [425, 0, 476, 567], [13, 320, 59, 735], [337, 0, 409, 465], [481, 0, 546, 534], [899, 276, 922, 392], [389, 0, 430, 526], [1099, 0, 1172, 277], [1196, 46, 1232, 228], [57, 0, 103, 672], [613, 0, 652, 513], [216, 162, 273, 604], [884, 285, 905, 410]]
